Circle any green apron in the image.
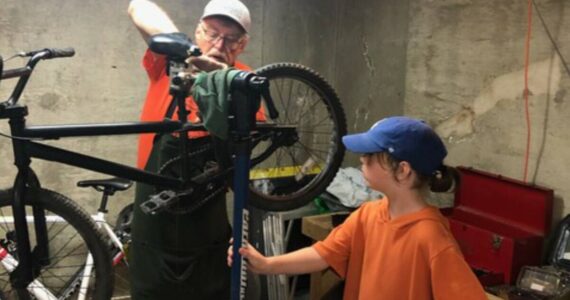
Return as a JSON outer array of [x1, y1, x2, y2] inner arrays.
[[129, 134, 231, 300]]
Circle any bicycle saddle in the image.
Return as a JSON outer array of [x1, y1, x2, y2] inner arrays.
[[149, 33, 201, 61], [77, 177, 133, 193]]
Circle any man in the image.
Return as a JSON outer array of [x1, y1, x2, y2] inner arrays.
[[127, 0, 252, 298]]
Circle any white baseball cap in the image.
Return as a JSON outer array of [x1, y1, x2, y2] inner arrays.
[[201, 0, 251, 33]]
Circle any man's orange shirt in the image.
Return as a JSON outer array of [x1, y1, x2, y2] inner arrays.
[[137, 49, 260, 169], [313, 199, 487, 300]]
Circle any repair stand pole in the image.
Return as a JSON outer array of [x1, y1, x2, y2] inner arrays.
[[230, 72, 256, 300]]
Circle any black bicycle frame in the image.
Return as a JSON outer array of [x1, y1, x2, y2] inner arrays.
[[1, 44, 283, 291], [0, 48, 204, 288]]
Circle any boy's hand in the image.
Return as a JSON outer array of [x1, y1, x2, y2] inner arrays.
[[227, 239, 271, 274]]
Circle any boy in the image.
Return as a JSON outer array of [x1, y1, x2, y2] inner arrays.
[[229, 116, 487, 299]]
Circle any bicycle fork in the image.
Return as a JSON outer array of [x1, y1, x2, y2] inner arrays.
[[10, 170, 50, 293], [6, 106, 50, 295]]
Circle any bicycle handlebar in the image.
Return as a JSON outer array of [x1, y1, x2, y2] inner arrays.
[[0, 47, 75, 106], [1, 48, 75, 80]]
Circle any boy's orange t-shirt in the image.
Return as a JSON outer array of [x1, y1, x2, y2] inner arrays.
[[137, 49, 259, 169], [313, 199, 487, 300]]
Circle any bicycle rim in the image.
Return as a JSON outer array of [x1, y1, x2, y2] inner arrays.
[[250, 63, 347, 211], [0, 188, 113, 300]]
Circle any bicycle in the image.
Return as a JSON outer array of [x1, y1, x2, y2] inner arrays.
[[0, 178, 134, 300], [0, 33, 346, 299]]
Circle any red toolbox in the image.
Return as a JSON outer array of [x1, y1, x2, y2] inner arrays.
[[441, 166, 554, 286]]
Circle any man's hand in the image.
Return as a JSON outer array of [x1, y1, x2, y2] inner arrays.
[[188, 55, 229, 73]]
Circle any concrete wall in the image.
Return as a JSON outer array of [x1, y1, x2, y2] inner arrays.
[[1, 0, 569, 224], [405, 0, 570, 221]]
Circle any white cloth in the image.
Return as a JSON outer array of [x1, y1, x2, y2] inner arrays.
[[326, 167, 382, 208]]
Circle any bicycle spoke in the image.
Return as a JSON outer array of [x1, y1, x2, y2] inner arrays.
[[274, 79, 289, 123], [0, 208, 12, 234], [296, 130, 335, 135], [282, 79, 294, 124], [297, 93, 325, 121], [285, 149, 300, 173], [292, 141, 328, 164], [50, 227, 82, 257], [275, 146, 285, 167], [291, 144, 330, 155], [49, 243, 87, 268]]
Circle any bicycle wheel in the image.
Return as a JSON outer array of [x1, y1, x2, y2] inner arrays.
[[250, 63, 347, 211], [0, 188, 113, 300]]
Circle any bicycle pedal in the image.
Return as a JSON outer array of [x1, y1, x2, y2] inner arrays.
[[140, 190, 179, 215]]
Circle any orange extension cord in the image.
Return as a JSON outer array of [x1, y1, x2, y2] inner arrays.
[[522, 0, 533, 183]]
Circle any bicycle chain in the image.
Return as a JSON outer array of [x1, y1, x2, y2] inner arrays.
[[156, 143, 212, 175], [170, 184, 227, 215], [156, 143, 229, 215]]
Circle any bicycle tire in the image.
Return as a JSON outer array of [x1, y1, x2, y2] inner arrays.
[[250, 63, 347, 211], [0, 188, 113, 300]]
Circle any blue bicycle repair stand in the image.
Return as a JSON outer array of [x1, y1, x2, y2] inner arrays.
[[229, 71, 267, 300]]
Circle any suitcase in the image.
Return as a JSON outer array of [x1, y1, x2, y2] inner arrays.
[[441, 166, 554, 285]]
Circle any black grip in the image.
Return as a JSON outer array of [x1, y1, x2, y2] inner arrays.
[[24, 48, 75, 59], [45, 48, 75, 59]]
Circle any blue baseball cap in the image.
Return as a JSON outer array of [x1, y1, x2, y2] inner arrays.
[[342, 116, 447, 175]]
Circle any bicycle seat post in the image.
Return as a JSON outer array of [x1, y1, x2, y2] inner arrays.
[[97, 188, 112, 214]]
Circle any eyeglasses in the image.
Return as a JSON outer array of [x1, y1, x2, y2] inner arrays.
[[199, 23, 245, 50]]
